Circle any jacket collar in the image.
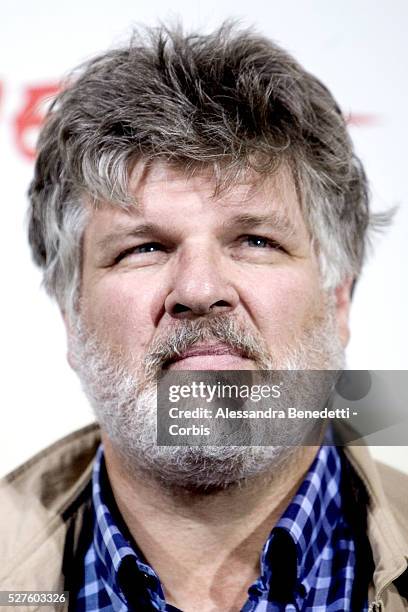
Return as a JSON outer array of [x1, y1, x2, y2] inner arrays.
[[0, 423, 99, 600], [343, 444, 408, 603]]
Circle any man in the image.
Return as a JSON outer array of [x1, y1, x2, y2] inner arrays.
[[1, 21, 407, 612]]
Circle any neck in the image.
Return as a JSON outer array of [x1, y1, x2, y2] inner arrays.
[[102, 433, 318, 612]]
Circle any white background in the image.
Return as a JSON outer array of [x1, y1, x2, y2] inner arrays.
[[0, 0, 407, 476]]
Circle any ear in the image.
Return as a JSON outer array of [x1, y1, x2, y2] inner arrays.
[[334, 277, 354, 347]]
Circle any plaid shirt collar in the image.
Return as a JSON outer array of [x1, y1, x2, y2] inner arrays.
[[84, 442, 357, 611], [254, 443, 344, 606], [89, 447, 167, 609]]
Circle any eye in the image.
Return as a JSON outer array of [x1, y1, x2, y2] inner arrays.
[[242, 235, 284, 251], [114, 242, 165, 263], [135, 242, 163, 253]]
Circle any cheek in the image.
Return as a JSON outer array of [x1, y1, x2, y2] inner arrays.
[[80, 275, 160, 353], [243, 267, 323, 340]]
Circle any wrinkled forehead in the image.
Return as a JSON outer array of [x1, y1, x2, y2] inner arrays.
[[86, 158, 307, 229], [146, 159, 297, 199]]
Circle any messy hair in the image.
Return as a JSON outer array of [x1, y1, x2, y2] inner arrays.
[[27, 21, 384, 317]]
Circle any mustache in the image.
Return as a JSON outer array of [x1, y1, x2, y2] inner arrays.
[[143, 315, 273, 373]]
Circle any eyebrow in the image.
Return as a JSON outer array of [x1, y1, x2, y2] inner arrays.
[[95, 211, 299, 253], [95, 223, 161, 252], [223, 212, 298, 238]]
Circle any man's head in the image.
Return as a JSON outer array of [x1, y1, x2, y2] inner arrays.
[[27, 22, 378, 490]]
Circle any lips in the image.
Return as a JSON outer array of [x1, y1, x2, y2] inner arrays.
[[165, 343, 246, 367]]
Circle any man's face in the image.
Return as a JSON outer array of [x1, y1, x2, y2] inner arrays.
[[68, 162, 349, 489], [78, 163, 333, 368]]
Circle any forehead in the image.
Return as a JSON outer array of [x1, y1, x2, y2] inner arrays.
[[129, 160, 300, 210], [84, 160, 308, 241]]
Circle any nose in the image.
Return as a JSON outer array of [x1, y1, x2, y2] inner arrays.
[[164, 242, 239, 319]]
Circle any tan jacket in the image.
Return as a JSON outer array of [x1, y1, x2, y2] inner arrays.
[[1, 422, 407, 611]]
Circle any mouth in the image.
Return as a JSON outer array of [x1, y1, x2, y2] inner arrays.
[[164, 343, 254, 371]]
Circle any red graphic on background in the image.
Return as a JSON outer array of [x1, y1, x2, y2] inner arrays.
[[346, 113, 380, 127], [14, 83, 60, 160]]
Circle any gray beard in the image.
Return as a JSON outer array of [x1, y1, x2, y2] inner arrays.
[[70, 306, 344, 492]]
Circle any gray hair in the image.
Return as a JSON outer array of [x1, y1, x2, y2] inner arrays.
[[27, 21, 385, 317]]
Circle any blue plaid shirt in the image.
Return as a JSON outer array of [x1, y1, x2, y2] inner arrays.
[[74, 444, 368, 611]]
